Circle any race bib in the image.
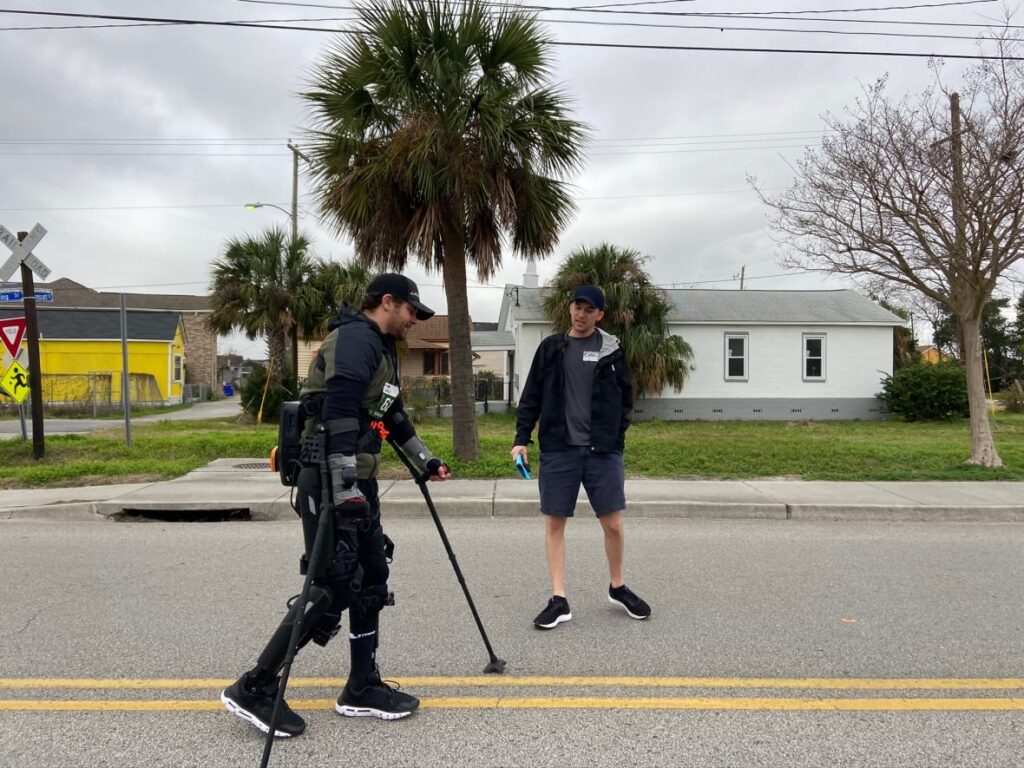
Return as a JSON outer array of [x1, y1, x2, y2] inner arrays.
[[371, 382, 400, 418]]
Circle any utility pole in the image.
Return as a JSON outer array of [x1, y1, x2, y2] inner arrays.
[[18, 231, 45, 459], [286, 139, 310, 378], [949, 92, 969, 359], [739, 265, 746, 290], [286, 140, 309, 245], [950, 93, 967, 283]]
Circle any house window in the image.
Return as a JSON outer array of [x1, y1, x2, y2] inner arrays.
[[724, 333, 748, 381], [174, 355, 183, 382], [803, 334, 826, 381], [423, 351, 450, 376]]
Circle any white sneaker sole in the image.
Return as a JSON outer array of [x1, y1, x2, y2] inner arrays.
[[608, 595, 650, 620], [335, 702, 414, 720], [221, 691, 294, 738], [534, 612, 572, 630]]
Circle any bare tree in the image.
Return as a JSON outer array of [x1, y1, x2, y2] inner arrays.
[[753, 39, 1024, 467]]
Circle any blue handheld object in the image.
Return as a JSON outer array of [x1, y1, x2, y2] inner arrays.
[[515, 455, 531, 479]]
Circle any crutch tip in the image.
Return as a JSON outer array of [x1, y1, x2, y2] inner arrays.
[[484, 659, 507, 674]]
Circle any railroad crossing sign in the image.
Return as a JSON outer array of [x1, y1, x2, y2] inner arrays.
[[0, 359, 30, 404], [0, 223, 49, 282], [0, 316, 26, 357]]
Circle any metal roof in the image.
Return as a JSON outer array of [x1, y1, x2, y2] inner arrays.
[[470, 330, 514, 348], [0, 277, 211, 312], [0, 307, 183, 341], [502, 286, 904, 326]]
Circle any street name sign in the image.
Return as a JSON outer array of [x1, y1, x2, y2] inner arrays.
[[0, 223, 49, 282], [0, 316, 26, 357], [0, 289, 53, 302], [0, 359, 30, 404]]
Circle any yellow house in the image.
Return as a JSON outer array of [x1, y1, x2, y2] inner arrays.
[[0, 307, 186, 405], [917, 344, 948, 365]]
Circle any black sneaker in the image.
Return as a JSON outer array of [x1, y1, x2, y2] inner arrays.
[[221, 673, 306, 737], [608, 584, 651, 620], [336, 678, 419, 720], [533, 595, 572, 629]]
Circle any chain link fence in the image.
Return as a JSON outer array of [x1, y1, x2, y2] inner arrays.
[[0, 371, 165, 418], [401, 375, 508, 419]]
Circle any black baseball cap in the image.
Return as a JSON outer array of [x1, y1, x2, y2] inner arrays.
[[366, 273, 435, 320], [570, 285, 605, 311]]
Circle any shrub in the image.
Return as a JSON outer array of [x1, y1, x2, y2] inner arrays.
[[997, 383, 1024, 414], [878, 361, 969, 421], [240, 364, 298, 423]]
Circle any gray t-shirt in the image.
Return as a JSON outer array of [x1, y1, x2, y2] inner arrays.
[[563, 332, 603, 446]]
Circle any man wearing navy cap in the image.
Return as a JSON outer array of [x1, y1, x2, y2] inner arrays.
[[512, 284, 651, 630]]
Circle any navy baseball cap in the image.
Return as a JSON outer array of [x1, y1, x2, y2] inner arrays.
[[570, 285, 605, 311], [367, 273, 435, 320]]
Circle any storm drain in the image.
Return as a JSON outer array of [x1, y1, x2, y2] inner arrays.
[[114, 509, 253, 523], [235, 462, 272, 471]]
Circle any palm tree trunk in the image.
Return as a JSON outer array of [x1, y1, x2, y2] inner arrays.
[[960, 313, 1002, 467], [290, 326, 299, 380], [441, 234, 480, 462], [267, 327, 288, 388]]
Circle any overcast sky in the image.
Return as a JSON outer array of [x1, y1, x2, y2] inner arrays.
[[0, 0, 1017, 356]]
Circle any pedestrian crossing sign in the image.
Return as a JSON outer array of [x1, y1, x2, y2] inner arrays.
[[0, 359, 30, 404]]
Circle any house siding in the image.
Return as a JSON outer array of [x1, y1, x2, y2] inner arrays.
[[40, 335, 183, 404], [662, 324, 893, 399]]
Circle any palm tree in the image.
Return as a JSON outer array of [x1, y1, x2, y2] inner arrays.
[[542, 244, 693, 396], [302, 0, 587, 461], [292, 259, 372, 345], [209, 226, 313, 387]]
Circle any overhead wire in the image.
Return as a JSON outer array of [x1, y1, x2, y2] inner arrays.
[[0, 8, 1020, 59]]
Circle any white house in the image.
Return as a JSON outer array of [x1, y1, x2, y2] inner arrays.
[[498, 282, 906, 420]]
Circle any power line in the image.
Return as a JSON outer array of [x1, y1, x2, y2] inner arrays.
[[237, 0, 1024, 29], [0, 187, 781, 211], [702, 0, 996, 15], [590, 143, 815, 155], [0, 8, 1019, 59], [539, 16, 986, 42]]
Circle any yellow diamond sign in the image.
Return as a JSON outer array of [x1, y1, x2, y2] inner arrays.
[[0, 360, 30, 404]]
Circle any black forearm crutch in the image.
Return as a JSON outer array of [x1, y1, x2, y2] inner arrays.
[[388, 438, 506, 674], [259, 426, 333, 768]]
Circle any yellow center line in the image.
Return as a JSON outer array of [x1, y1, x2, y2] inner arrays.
[[1, 697, 1022, 712], [2, 676, 1023, 690]]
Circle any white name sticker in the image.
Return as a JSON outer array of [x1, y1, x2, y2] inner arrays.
[[383, 382, 400, 397], [583, 351, 599, 362]]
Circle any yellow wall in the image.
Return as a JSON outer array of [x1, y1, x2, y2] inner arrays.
[[170, 329, 184, 401], [39, 324, 185, 403]]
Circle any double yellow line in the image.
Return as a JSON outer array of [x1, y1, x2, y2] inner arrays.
[[2, 676, 1023, 712]]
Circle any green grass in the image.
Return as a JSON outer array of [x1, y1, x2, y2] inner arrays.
[[2, 412, 1023, 488]]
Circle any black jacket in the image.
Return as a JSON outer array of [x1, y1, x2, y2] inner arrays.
[[514, 329, 633, 453]]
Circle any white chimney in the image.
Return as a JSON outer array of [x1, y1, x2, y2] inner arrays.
[[523, 258, 539, 288]]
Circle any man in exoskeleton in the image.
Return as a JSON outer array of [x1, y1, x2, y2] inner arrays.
[[222, 273, 451, 738]]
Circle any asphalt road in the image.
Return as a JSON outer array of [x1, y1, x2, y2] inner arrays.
[[1, 517, 1022, 767]]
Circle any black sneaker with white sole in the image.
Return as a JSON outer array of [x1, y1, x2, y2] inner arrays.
[[533, 595, 572, 629], [221, 673, 306, 737], [336, 678, 419, 720], [608, 584, 651, 620]]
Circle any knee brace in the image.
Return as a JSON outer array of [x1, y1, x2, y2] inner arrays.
[[351, 583, 395, 618], [256, 584, 334, 675], [359, 524, 392, 585], [309, 583, 351, 648]]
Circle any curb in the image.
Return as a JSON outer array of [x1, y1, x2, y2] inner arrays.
[[3, 500, 1024, 522]]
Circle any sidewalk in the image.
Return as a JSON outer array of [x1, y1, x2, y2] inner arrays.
[[2, 458, 1023, 522]]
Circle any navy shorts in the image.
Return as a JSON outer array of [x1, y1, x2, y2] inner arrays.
[[539, 447, 626, 518]]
